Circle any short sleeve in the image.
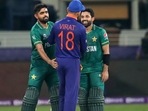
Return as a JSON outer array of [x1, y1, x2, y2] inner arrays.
[[30, 29, 42, 46], [99, 28, 109, 46]]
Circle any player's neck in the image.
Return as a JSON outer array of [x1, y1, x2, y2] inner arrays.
[[86, 24, 93, 33], [38, 21, 48, 29], [67, 13, 77, 20]]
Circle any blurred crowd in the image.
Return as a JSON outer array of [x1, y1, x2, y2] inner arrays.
[[0, 0, 148, 30], [0, 0, 58, 30]]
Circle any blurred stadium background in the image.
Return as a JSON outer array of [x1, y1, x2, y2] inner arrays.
[[0, 0, 148, 110]]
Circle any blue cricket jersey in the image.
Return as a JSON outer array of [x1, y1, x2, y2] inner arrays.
[[48, 17, 87, 58]]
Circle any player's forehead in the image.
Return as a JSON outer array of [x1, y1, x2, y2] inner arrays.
[[38, 8, 48, 13], [81, 11, 91, 17]]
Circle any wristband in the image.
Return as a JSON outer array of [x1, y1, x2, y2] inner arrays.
[[103, 54, 110, 65]]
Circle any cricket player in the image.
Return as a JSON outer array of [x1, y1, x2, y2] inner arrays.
[[48, 0, 87, 111], [78, 8, 110, 111], [21, 4, 59, 111]]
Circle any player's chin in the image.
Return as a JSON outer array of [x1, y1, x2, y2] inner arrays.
[[82, 22, 88, 26], [44, 18, 49, 22], [42, 19, 48, 23], [83, 24, 89, 27], [43, 17, 49, 21]]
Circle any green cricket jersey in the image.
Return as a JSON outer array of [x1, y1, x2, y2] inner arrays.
[[28, 21, 59, 88], [81, 24, 109, 73], [30, 21, 55, 63]]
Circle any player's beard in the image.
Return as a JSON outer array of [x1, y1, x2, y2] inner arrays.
[[81, 20, 92, 28], [39, 16, 49, 24]]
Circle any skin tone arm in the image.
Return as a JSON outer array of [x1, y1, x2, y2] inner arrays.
[[36, 44, 58, 69], [101, 44, 110, 82]]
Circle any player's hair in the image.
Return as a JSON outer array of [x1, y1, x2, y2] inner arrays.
[[81, 8, 94, 17], [34, 3, 48, 14]]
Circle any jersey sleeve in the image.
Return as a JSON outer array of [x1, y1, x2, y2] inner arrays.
[[99, 28, 109, 46], [30, 29, 42, 46]]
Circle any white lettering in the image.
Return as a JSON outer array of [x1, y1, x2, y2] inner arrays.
[[86, 46, 97, 52]]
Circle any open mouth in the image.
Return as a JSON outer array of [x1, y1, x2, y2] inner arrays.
[[82, 21, 88, 24]]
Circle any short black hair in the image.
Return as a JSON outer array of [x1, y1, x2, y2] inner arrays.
[[34, 3, 48, 14], [81, 8, 94, 17]]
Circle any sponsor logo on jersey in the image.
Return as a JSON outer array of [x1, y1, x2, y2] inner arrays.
[[32, 35, 36, 40], [45, 42, 51, 48], [86, 46, 97, 52]]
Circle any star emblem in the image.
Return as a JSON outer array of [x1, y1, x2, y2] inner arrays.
[[31, 74, 37, 80], [92, 37, 97, 42]]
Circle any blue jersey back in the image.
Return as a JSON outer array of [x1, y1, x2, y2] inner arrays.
[[49, 17, 87, 58]]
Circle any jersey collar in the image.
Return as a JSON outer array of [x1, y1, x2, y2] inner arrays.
[[86, 24, 96, 34], [92, 24, 96, 30], [37, 22, 49, 29]]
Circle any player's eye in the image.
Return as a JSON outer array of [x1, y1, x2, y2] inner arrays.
[[45, 11, 48, 14], [86, 15, 90, 18], [40, 12, 44, 15], [81, 16, 84, 18]]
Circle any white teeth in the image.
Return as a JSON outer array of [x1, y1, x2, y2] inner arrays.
[[83, 21, 87, 23]]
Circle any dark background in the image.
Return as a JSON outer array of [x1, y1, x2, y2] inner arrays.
[[0, 59, 148, 100]]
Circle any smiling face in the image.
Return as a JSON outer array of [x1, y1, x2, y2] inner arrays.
[[80, 11, 94, 28], [34, 8, 49, 24]]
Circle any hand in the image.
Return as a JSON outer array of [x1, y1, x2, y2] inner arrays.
[[101, 70, 109, 82], [48, 58, 58, 69]]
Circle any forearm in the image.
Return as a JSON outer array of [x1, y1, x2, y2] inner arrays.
[[39, 49, 51, 64], [37, 46, 51, 65], [102, 44, 110, 72], [102, 47, 110, 81], [103, 64, 108, 72], [102, 44, 110, 66]]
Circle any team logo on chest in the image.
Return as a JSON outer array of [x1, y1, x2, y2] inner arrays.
[[43, 34, 48, 40], [92, 36, 97, 42]]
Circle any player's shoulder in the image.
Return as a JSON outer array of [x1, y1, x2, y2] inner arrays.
[[51, 19, 62, 28], [54, 18, 66, 25], [31, 22, 39, 32], [76, 21, 86, 30], [93, 25, 107, 34]]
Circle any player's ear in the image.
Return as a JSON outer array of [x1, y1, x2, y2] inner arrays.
[[77, 15, 81, 21], [34, 14, 38, 19], [76, 12, 81, 17], [66, 8, 69, 13], [92, 17, 95, 22]]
